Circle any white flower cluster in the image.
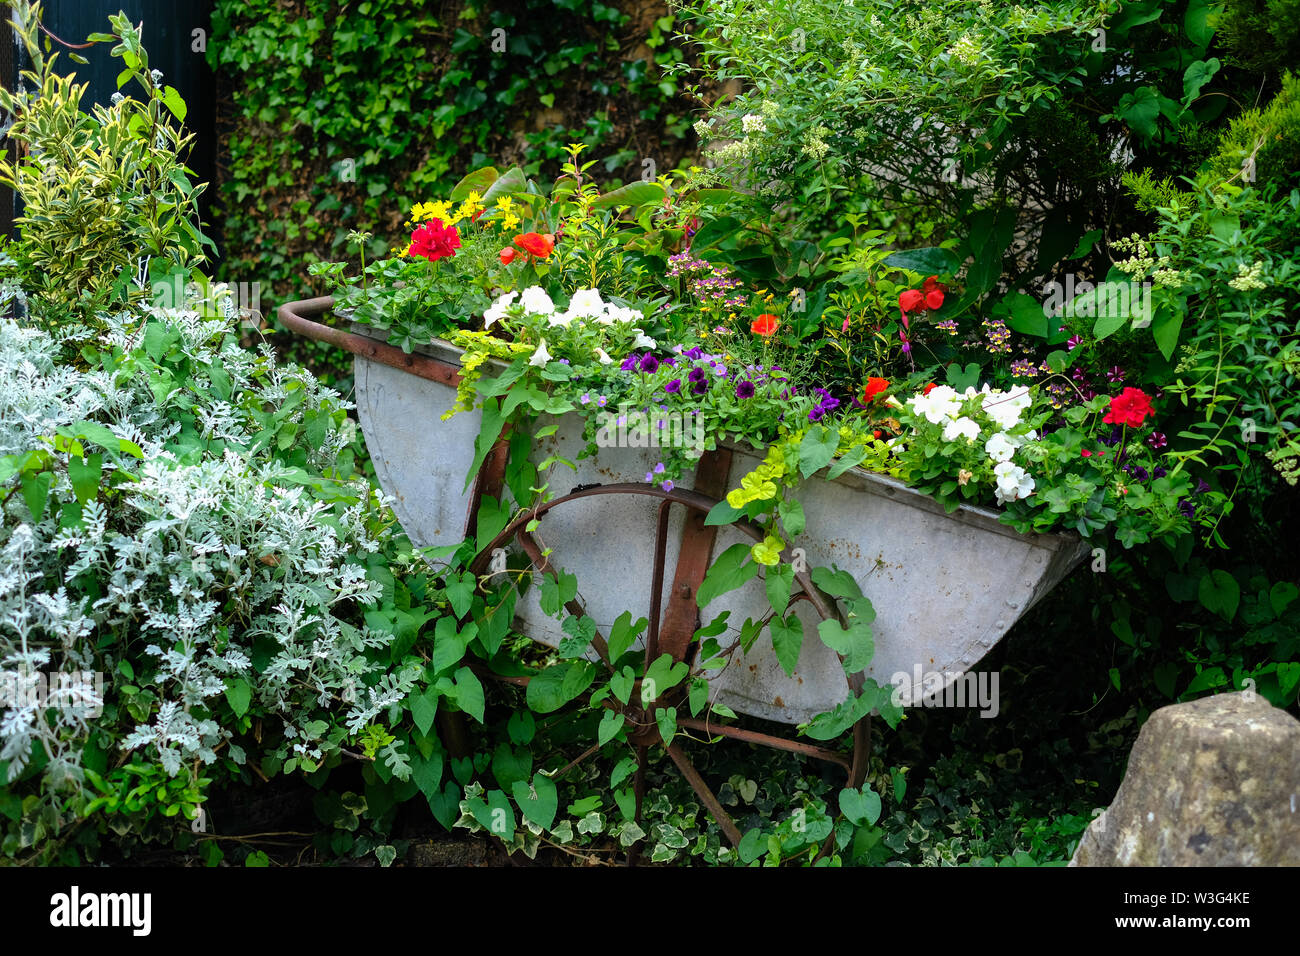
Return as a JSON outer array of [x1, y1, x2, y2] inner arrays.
[[483, 287, 651, 369], [906, 384, 1037, 504]]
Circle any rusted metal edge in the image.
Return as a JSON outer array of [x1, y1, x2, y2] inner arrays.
[[277, 295, 464, 389]]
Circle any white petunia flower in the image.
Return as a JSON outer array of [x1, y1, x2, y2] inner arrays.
[[632, 330, 657, 349], [529, 340, 552, 367], [985, 432, 1017, 463], [942, 416, 981, 443], [983, 385, 1031, 430], [993, 460, 1035, 504], [908, 384, 962, 424], [519, 286, 555, 316], [567, 288, 605, 317], [593, 348, 613, 365], [483, 291, 518, 328]]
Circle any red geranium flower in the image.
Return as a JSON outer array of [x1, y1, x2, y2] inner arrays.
[[924, 287, 945, 311], [862, 376, 890, 402], [751, 313, 780, 336], [514, 232, 554, 258], [410, 219, 461, 262], [499, 247, 516, 265], [898, 289, 925, 314], [1103, 387, 1155, 428], [922, 383, 938, 395]]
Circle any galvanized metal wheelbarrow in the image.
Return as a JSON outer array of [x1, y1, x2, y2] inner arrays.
[[280, 295, 1089, 847]]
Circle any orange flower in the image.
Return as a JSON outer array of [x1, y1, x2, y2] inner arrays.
[[514, 232, 554, 258], [751, 313, 779, 336], [862, 376, 890, 402]]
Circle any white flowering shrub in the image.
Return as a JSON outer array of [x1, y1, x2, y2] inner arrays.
[[0, 295, 421, 858]]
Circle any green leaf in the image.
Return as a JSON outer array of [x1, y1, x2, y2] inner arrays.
[[817, 617, 875, 674], [765, 563, 794, 617], [798, 425, 839, 478], [480, 166, 527, 204], [777, 498, 805, 537], [1093, 309, 1127, 340], [591, 181, 666, 209], [512, 773, 558, 830], [642, 654, 689, 702], [1197, 569, 1240, 622], [598, 709, 625, 745], [411, 751, 444, 800], [883, 246, 960, 276], [450, 166, 499, 201], [526, 660, 596, 713], [68, 453, 102, 504], [1151, 306, 1183, 361], [410, 685, 440, 736], [1115, 86, 1164, 139], [655, 705, 677, 744], [810, 565, 863, 601], [1270, 581, 1299, 617], [224, 678, 252, 718], [704, 499, 743, 526], [162, 85, 188, 122], [770, 614, 804, 678], [827, 445, 868, 480], [839, 786, 882, 826], [609, 666, 635, 705], [1182, 58, 1220, 104], [697, 543, 760, 608], [491, 743, 531, 790], [454, 667, 485, 722], [445, 572, 475, 618], [606, 610, 645, 663]]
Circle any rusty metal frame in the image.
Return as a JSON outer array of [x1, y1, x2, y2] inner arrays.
[[281, 295, 871, 855]]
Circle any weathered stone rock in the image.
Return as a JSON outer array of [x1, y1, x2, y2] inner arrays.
[[1072, 691, 1300, 866]]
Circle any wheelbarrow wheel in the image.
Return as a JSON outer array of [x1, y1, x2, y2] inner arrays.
[[465, 462, 871, 861]]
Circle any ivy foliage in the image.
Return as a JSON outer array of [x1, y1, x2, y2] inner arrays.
[[207, 0, 700, 302]]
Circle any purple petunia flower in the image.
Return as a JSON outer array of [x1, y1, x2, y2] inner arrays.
[[1147, 431, 1168, 450], [1067, 335, 1083, 350], [735, 380, 756, 399], [1153, 466, 1167, 479], [1195, 478, 1210, 495], [665, 379, 682, 394], [640, 354, 660, 374], [688, 366, 707, 384], [1106, 365, 1125, 384], [683, 347, 704, 360], [1178, 498, 1196, 519], [621, 353, 639, 371], [692, 380, 709, 396]]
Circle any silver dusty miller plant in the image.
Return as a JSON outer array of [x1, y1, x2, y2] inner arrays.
[[0, 286, 417, 821]]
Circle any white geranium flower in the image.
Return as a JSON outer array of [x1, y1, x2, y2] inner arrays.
[[983, 385, 1031, 430], [593, 348, 613, 365], [519, 286, 555, 316], [528, 339, 552, 367], [483, 291, 518, 328], [632, 330, 657, 349], [942, 416, 981, 443], [985, 432, 1017, 463], [993, 460, 1035, 504], [908, 385, 961, 424]]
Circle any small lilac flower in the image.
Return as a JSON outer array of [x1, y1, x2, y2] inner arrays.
[[735, 380, 756, 399], [596, 395, 608, 407], [640, 354, 660, 374], [559, 358, 570, 365], [653, 463, 665, 475], [662, 479, 674, 492], [580, 392, 591, 405], [665, 379, 682, 394], [645, 471, 655, 483], [1146, 431, 1167, 450]]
